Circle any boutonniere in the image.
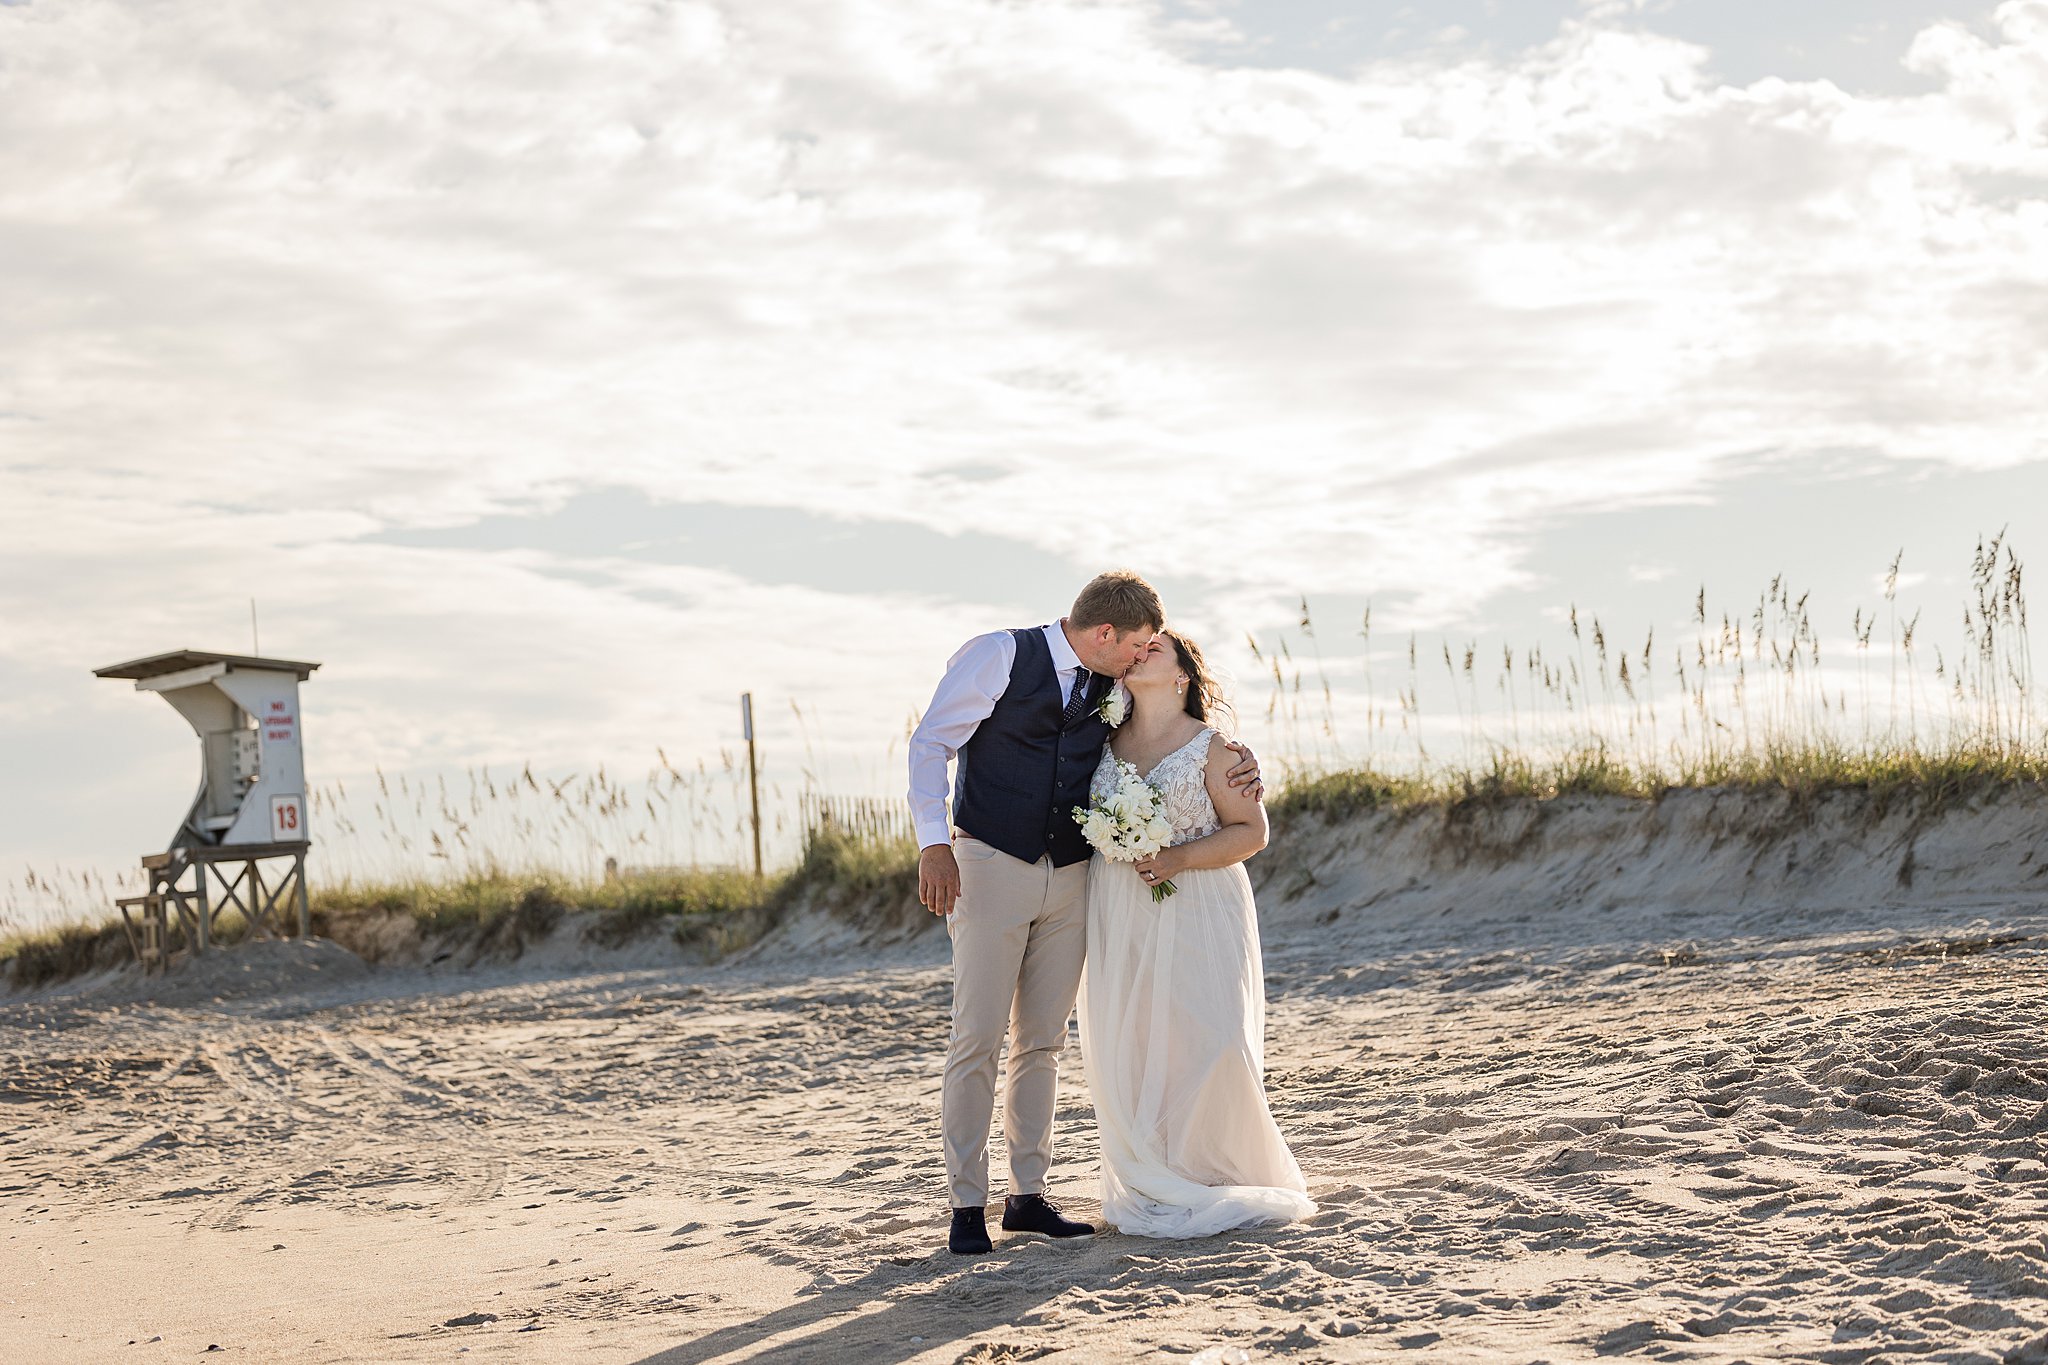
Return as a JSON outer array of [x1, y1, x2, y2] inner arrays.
[[1096, 684, 1128, 728]]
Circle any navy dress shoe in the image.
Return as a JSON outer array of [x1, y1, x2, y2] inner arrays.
[[948, 1206, 992, 1255], [1001, 1192, 1095, 1238]]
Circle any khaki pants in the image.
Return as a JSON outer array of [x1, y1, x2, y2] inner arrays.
[[942, 834, 1089, 1210]]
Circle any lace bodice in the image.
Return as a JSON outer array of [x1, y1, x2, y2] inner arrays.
[[1090, 726, 1221, 846]]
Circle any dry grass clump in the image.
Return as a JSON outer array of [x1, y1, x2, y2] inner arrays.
[[1270, 739, 2048, 827], [305, 826, 917, 955], [1671, 740, 2048, 808], [310, 868, 764, 936], [0, 904, 301, 988], [1261, 535, 2044, 823], [1265, 768, 1433, 821], [2, 919, 133, 990], [787, 827, 919, 899], [1267, 745, 1655, 824], [0, 902, 324, 988], [2, 824, 922, 989], [310, 867, 779, 951]]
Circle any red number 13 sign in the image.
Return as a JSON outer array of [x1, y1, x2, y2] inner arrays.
[[271, 795, 304, 842]]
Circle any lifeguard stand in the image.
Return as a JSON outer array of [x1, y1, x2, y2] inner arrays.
[[94, 650, 321, 967]]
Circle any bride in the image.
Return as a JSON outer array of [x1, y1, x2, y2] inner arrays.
[[1078, 629, 1316, 1238]]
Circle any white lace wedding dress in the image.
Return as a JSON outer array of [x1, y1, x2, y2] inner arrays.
[[1077, 727, 1316, 1238]]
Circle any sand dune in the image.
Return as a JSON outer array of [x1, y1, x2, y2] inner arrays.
[[4, 787, 2046, 1361]]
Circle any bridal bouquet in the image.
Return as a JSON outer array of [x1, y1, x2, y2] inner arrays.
[[1072, 759, 1177, 901]]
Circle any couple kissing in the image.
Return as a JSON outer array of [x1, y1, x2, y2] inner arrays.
[[907, 570, 1315, 1255]]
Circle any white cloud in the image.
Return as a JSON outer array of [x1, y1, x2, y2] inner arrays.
[[2, 0, 2045, 899]]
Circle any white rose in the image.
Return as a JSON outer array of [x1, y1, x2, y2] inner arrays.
[[1098, 687, 1129, 727], [1081, 810, 1115, 849]]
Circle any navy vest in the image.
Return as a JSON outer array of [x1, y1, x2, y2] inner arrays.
[[953, 627, 1113, 868]]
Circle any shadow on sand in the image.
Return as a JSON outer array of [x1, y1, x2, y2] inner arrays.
[[631, 1238, 1072, 1365]]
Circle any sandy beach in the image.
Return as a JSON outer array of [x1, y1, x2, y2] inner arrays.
[[10, 1, 2047, 1357], [6, 788, 2048, 1363]]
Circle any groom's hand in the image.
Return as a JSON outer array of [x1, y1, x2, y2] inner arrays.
[[1221, 739, 1265, 802], [919, 844, 961, 916]]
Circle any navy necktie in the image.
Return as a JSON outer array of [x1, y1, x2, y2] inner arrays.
[[1061, 667, 1093, 726]]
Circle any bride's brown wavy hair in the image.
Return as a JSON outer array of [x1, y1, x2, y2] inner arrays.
[[1160, 628, 1234, 732]]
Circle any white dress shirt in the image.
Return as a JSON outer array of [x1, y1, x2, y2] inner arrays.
[[908, 622, 1088, 850]]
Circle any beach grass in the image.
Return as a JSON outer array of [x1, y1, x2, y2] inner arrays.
[[0, 917, 131, 991], [1265, 738, 2048, 825], [309, 864, 774, 939], [5, 536, 2041, 982], [8, 744, 2045, 989], [0, 825, 929, 989], [1258, 534, 2041, 822]]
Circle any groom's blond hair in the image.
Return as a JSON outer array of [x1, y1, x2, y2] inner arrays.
[[1071, 571, 1164, 636]]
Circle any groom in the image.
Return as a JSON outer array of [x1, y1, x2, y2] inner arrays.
[[908, 571, 1262, 1255]]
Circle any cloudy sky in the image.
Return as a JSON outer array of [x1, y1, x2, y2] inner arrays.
[[3, 0, 2045, 916]]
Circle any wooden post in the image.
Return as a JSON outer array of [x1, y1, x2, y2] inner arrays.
[[742, 692, 763, 879], [194, 860, 211, 955], [250, 859, 269, 938], [294, 848, 309, 939]]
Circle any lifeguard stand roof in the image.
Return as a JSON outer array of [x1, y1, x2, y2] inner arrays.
[[94, 650, 322, 682]]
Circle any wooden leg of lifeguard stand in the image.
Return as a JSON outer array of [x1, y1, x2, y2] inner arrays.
[[165, 890, 196, 957], [247, 860, 269, 940], [143, 900, 166, 974], [116, 895, 168, 973], [294, 850, 309, 939], [194, 863, 211, 955], [116, 900, 143, 966]]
